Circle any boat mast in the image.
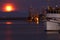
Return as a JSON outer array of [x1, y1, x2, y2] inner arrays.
[[28, 5, 33, 17]]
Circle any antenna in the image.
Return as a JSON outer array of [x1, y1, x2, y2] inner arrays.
[[46, 0, 50, 7], [55, 0, 58, 7], [28, 5, 33, 17], [55, 0, 58, 13], [46, 0, 51, 10]]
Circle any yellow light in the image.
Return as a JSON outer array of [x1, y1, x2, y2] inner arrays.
[[36, 18, 38, 21], [5, 5, 13, 12], [34, 17, 39, 24], [2, 3, 15, 12], [36, 17, 39, 24]]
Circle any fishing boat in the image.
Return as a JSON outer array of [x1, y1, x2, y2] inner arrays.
[[45, 6, 60, 34], [27, 7, 40, 24]]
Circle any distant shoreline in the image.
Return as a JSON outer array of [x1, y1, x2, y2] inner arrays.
[[0, 17, 27, 20]]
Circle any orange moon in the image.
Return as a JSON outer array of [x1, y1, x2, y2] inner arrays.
[[2, 3, 15, 12]]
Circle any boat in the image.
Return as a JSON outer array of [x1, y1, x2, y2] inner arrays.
[[27, 7, 40, 24], [45, 6, 60, 34]]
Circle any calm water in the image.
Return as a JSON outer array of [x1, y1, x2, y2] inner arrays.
[[0, 20, 46, 40]]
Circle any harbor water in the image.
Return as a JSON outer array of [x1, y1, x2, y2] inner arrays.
[[0, 20, 46, 40]]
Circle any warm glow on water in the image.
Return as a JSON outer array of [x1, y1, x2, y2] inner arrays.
[[5, 21, 13, 24]]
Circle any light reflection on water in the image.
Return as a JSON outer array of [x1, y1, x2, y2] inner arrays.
[[5, 21, 13, 24], [0, 20, 59, 40], [0, 20, 40, 24], [0, 20, 46, 40]]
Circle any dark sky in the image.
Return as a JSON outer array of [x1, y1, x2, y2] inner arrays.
[[0, 0, 60, 11], [0, 0, 60, 17]]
